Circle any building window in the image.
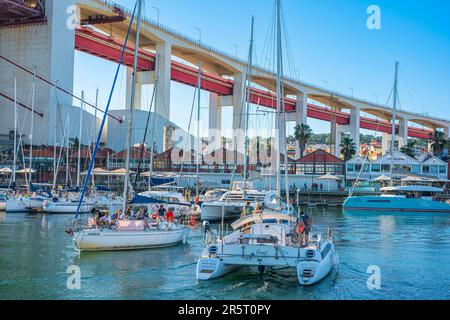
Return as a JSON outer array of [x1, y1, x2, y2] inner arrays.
[[412, 165, 421, 174], [355, 164, 362, 172], [347, 164, 355, 172], [381, 164, 390, 172], [371, 164, 381, 172], [315, 164, 325, 174], [363, 164, 370, 172], [430, 165, 439, 174], [422, 165, 430, 174], [439, 165, 447, 174]]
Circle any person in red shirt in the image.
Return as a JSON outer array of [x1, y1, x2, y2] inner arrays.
[[165, 210, 175, 223]]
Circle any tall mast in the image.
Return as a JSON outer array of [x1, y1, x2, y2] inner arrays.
[[196, 62, 202, 198], [243, 17, 255, 195], [76, 91, 84, 188], [123, 0, 143, 212], [148, 53, 159, 192], [275, 0, 282, 197], [390, 62, 399, 185], [13, 78, 17, 184], [29, 66, 36, 186]]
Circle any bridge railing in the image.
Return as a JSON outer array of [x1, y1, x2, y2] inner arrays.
[[93, 0, 449, 124]]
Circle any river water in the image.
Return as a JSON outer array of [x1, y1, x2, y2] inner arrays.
[[0, 208, 449, 300]]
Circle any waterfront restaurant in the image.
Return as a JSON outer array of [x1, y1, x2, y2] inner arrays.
[[346, 150, 449, 182]]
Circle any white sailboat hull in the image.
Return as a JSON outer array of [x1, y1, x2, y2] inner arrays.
[[44, 202, 94, 214], [6, 199, 28, 213], [73, 226, 188, 252]]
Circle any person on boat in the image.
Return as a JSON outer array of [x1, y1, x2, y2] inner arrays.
[[157, 205, 166, 220], [299, 211, 312, 246], [242, 201, 253, 217], [110, 209, 120, 220], [253, 203, 263, 215], [165, 209, 175, 223], [136, 208, 145, 220]]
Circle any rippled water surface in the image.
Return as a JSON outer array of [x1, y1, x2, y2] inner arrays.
[[0, 209, 449, 300]]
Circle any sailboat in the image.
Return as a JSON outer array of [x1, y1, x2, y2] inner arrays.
[[343, 62, 450, 214], [6, 74, 52, 213], [196, 3, 337, 286], [69, 0, 190, 251]]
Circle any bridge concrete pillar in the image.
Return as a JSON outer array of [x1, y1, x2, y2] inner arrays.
[[0, 0, 75, 146], [232, 72, 246, 156], [209, 92, 222, 149], [125, 68, 142, 109], [398, 117, 408, 148], [335, 128, 342, 158], [232, 72, 245, 132], [154, 41, 172, 120], [294, 93, 307, 159], [350, 107, 360, 156]]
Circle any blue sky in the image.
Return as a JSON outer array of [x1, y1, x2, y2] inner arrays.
[[73, 0, 450, 136]]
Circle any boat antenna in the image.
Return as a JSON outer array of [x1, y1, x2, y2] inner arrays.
[[390, 62, 399, 186], [195, 62, 202, 199], [275, 0, 282, 198], [75, 1, 139, 219]]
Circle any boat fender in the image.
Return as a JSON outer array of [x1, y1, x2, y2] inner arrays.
[[189, 216, 196, 227]]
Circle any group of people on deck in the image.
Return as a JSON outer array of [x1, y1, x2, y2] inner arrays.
[[91, 204, 176, 228]]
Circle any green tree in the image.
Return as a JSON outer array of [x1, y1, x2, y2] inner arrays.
[[340, 137, 357, 161], [400, 140, 416, 158], [293, 123, 313, 158], [431, 130, 447, 156]]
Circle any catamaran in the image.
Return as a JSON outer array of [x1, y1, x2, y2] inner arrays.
[[196, 210, 337, 286]]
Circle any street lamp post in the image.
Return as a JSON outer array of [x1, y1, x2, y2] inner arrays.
[[195, 27, 202, 43], [152, 6, 159, 24], [232, 43, 238, 59]]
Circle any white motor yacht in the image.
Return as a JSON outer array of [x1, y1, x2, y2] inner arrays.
[[201, 182, 269, 221], [343, 185, 450, 213]]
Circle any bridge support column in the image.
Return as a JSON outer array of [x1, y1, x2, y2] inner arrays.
[[350, 107, 360, 156], [154, 41, 172, 121], [126, 68, 142, 109], [335, 127, 343, 158], [398, 117, 408, 148], [294, 93, 307, 159], [232, 72, 245, 156], [0, 0, 75, 146], [209, 93, 222, 149]]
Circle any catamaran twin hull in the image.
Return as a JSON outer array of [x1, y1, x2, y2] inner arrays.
[[73, 227, 189, 252], [196, 241, 336, 286], [343, 196, 450, 213]]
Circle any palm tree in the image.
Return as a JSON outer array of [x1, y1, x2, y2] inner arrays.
[[400, 140, 416, 158], [431, 130, 447, 156], [293, 123, 312, 158], [340, 137, 357, 161]]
